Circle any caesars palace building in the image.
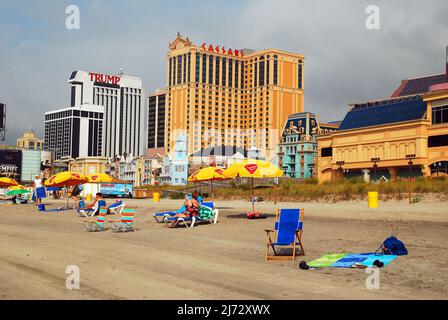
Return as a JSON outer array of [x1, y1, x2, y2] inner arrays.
[[44, 71, 145, 160], [165, 34, 305, 158]]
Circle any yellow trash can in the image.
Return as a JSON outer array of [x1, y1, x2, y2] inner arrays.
[[86, 193, 92, 202], [153, 192, 160, 203], [368, 191, 379, 208]]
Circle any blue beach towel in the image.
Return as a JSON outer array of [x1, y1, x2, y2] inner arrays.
[[361, 254, 398, 267], [330, 253, 373, 268]]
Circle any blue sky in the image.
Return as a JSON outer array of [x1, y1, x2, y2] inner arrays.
[[1, 0, 447, 144]]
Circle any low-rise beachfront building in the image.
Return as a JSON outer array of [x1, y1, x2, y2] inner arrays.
[[69, 157, 108, 176], [16, 128, 44, 150], [277, 112, 339, 179], [158, 134, 189, 185], [317, 87, 448, 182]]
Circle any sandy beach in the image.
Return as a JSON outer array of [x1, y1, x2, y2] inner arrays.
[[0, 198, 447, 300]]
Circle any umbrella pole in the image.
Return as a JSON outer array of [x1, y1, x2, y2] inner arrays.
[[210, 180, 214, 201], [66, 186, 69, 209], [274, 181, 278, 205], [251, 177, 255, 212]]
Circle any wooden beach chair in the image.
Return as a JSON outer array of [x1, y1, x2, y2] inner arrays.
[[109, 207, 136, 232], [265, 208, 305, 261], [85, 208, 107, 232]]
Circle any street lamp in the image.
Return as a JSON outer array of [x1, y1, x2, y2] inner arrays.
[[371, 157, 380, 182], [406, 154, 416, 204]]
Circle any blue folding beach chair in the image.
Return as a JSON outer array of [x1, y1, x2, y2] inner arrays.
[[77, 200, 107, 217], [153, 201, 214, 223], [265, 208, 305, 261]]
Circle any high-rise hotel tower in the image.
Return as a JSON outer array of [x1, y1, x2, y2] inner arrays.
[[45, 70, 145, 160], [165, 34, 305, 157]]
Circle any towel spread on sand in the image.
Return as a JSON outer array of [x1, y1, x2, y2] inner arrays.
[[308, 253, 399, 268], [330, 253, 373, 268], [361, 254, 398, 267], [308, 253, 348, 268]]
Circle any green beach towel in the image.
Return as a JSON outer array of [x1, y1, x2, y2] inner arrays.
[[308, 253, 349, 268], [198, 205, 214, 220]]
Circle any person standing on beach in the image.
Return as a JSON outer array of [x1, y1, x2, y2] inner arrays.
[[33, 174, 45, 205]]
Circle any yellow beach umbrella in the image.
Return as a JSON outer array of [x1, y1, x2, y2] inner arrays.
[[45, 171, 88, 188], [223, 160, 283, 212], [188, 167, 227, 199], [0, 177, 19, 188], [45, 172, 88, 207], [188, 167, 226, 182], [223, 159, 283, 179], [86, 173, 114, 183], [9, 184, 27, 190]]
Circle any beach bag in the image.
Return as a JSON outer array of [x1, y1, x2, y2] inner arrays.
[[377, 236, 408, 256]]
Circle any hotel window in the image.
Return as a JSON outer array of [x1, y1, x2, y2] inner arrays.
[[432, 105, 448, 124], [202, 54, 207, 84], [298, 60, 303, 89], [229, 59, 233, 88], [187, 53, 191, 83], [177, 55, 182, 84], [215, 56, 220, 86], [235, 61, 239, 88], [183, 54, 187, 83], [173, 57, 177, 85], [195, 53, 200, 82], [273, 55, 278, 85], [208, 55, 213, 85], [259, 58, 265, 86], [222, 57, 227, 87]]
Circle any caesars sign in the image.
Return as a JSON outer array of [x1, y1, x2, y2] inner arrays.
[[200, 43, 244, 58], [89, 72, 121, 85], [0, 150, 22, 180]]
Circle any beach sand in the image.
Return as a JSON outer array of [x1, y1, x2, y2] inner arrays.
[[0, 198, 447, 300]]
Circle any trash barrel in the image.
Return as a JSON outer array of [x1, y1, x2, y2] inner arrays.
[[153, 192, 160, 203], [85, 194, 92, 202], [368, 191, 379, 208]]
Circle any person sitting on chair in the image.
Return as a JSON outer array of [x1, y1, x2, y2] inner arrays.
[[78, 193, 104, 216], [168, 192, 200, 228]]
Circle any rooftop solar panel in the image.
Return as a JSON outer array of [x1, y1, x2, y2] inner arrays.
[[338, 96, 426, 131], [399, 74, 447, 96]]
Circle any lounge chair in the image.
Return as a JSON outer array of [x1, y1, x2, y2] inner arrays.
[[109, 208, 136, 232], [108, 200, 125, 215], [153, 201, 215, 223], [265, 208, 305, 261], [78, 200, 107, 217], [164, 202, 219, 228], [85, 208, 107, 232]]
